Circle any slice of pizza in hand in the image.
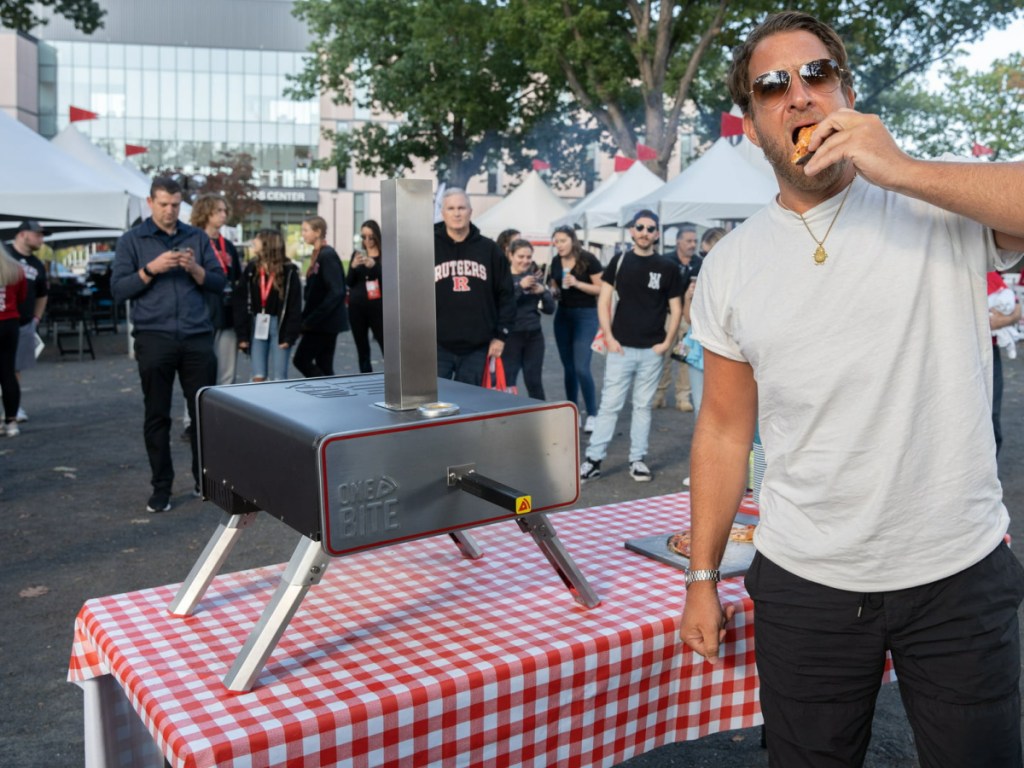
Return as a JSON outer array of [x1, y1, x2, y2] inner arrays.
[[791, 124, 818, 166]]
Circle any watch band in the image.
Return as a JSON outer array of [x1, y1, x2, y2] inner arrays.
[[685, 568, 721, 588], [142, 265, 155, 278]]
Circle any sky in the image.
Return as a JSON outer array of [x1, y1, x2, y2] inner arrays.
[[928, 16, 1024, 88]]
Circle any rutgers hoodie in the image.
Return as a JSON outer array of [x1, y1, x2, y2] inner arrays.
[[434, 221, 514, 354]]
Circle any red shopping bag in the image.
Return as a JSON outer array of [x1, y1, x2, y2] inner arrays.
[[482, 356, 518, 394]]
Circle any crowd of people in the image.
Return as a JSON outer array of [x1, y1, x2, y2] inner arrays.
[[5, 15, 1024, 757]]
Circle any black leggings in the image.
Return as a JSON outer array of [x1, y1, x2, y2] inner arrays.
[[293, 332, 338, 377], [0, 318, 21, 422], [348, 299, 384, 373]]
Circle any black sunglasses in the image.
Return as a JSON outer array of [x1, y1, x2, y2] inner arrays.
[[749, 58, 847, 109], [634, 224, 657, 233]]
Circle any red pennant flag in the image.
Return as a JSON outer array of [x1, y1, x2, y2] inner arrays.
[[721, 112, 744, 137], [636, 143, 658, 161], [972, 141, 994, 157], [125, 144, 148, 157], [531, 158, 551, 171], [69, 106, 100, 122], [614, 155, 636, 172]]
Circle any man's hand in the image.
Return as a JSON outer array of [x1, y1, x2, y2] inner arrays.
[[488, 339, 505, 358], [803, 108, 912, 191], [680, 584, 736, 665], [148, 250, 182, 275], [605, 335, 623, 354], [653, 339, 672, 355]]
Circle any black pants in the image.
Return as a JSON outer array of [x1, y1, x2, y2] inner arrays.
[[349, 299, 383, 373], [502, 329, 545, 399], [0, 318, 19, 421], [437, 344, 488, 386], [293, 332, 338, 377], [134, 332, 215, 494], [745, 546, 1024, 767]]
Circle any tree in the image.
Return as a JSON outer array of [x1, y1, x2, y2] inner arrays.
[[156, 153, 262, 227], [291, 0, 560, 188], [511, 0, 1024, 179], [0, 0, 105, 33], [885, 54, 1024, 159]]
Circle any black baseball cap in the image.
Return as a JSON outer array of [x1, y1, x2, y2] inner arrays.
[[16, 220, 45, 234], [629, 209, 660, 228]]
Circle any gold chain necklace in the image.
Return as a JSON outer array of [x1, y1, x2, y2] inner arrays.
[[793, 182, 853, 266]]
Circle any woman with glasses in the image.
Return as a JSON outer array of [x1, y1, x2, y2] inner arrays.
[[234, 229, 302, 381], [548, 225, 603, 433], [294, 216, 348, 378], [346, 219, 384, 373]]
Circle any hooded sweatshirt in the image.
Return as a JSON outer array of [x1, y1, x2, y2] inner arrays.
[[433, 221, 514, 354]]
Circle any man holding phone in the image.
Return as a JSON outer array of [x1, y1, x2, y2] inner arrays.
[[112, 176, 226, 513]]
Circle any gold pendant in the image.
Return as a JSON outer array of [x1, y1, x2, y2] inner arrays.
[[813, 244, 827, 265]]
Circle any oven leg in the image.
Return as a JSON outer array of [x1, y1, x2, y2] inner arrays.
[[449, 530, 484, 559], [168, 512, 257, 616], [222, 535, 331, 692], [517, 513, 601, 608]]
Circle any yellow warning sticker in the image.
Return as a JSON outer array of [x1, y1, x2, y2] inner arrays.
[[516, 496, 533, 514]]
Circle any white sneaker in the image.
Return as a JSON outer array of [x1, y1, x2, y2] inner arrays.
[[629, 459, 652, 482], [4, 421, 20, 437], [584, 416, 597, 433], [683, 476, 691, 487], [16, 407, 28, 422]]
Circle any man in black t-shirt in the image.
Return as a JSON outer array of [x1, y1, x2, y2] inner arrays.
[[580, 210, 683, 482], [8, 220, 49, 423]]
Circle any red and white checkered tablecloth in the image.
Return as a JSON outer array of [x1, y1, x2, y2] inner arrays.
[[69, 493, 763, 768]]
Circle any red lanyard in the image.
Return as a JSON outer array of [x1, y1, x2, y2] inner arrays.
[[211, 235, 230, 274], [258, 268, 274, 310]]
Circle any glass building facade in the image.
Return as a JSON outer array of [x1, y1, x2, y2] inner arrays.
[[52, 40, 320, 189]]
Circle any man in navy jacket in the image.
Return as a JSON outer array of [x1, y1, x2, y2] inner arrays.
[[112, 176, 226, 513]]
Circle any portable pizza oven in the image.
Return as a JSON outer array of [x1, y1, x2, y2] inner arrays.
[[169, 179, 599, 692]]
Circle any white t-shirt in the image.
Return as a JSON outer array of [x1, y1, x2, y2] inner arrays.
[[692, 175, 1022, 592]]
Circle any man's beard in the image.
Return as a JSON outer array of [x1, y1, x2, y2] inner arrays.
[[753, 124, 848, 192]]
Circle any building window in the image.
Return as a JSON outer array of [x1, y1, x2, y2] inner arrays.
[[353, 192, 366, 245]]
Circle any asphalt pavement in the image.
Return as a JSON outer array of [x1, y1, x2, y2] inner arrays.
[[2, 317, 1022, 767]]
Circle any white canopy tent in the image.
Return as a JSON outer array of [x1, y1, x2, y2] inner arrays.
[[473, 171, 570, 244], [551, 162, 665, 251], [0, 110, 136, 232], [619, 138, 779, 227], [52, 125, 151, 224]]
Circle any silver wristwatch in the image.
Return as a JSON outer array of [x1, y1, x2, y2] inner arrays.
[[685, 568, 721, 588]]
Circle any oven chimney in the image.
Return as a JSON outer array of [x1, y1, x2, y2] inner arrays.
[[380, 179, 438, 410]]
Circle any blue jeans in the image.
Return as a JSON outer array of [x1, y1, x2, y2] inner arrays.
[[586, 346, 664, 463], [553, 306, 599, 416], [689, 364, 704, 418], [250, 316, 292, 381]]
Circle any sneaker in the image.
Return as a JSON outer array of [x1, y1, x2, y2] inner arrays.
[[4, 421, 19, 437], [580, 458, 601, 481], [16, 407, 28, 422], [180, 425, 194, 443], [629, 459, 652, 482], [683, 476, 691, 487], [676, 401, 694, 413], [583, 416, 597, 434], [146, 492, 171, 513], [192, 483, 203, 498]]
